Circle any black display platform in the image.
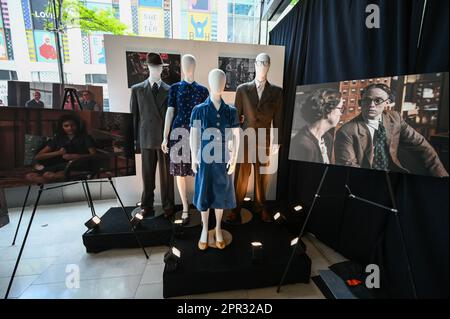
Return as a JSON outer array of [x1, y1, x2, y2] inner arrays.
[[82, 207, 173, 253], [163, 216, 311, 298]]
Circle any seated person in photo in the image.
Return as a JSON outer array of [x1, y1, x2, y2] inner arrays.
[[334, 83, 448, 177], [290, 88, 343, 164], [80, 90, 99, 111], [25, 91, 44, 109], [25, 114, 97, 184]]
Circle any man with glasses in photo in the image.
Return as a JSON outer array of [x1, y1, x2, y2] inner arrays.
[[334, 83, 448, 177]]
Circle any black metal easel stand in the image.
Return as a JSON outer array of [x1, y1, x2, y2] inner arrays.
[[5, 178, 149, 299], [61, 88, 83, 110], [277, 167, 418, 299]]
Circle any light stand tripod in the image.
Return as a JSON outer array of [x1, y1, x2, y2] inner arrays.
[[277, 167, 418, 299], [5, 177, 149, 299]]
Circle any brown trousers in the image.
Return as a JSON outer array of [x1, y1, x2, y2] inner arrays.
[[234, 138, 270, 213]]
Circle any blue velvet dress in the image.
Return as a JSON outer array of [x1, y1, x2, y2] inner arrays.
[[189, 97, 240, 211], [168, 80, 209, 176]]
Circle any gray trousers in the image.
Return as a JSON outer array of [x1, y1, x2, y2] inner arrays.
[[141, 148, 174, 210]]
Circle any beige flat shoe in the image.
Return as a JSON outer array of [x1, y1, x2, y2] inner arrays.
[[215, 233, 226, 249], [216, 240, 226, 249], [198, 240, 208, 251]]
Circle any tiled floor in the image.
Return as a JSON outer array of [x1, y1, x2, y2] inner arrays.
[[0, 199, 347, 299]]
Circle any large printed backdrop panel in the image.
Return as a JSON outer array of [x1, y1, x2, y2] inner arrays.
[[104, 35, 285, 206], [289, 72, 449, 178], [125, 51, 181, 88], [0, 108, 136, 188]]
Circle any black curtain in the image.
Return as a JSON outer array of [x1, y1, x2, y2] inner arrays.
[[270, 0, 448, 298]]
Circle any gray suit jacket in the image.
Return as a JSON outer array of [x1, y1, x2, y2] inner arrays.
[[130, 80, 170, 149]]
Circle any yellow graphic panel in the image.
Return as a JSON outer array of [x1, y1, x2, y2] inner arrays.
[[188, 12, 211, 41]]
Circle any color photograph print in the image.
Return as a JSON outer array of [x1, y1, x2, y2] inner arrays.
[[188, 12, 211, 41], [189, 0, 210, 12], [34, 30, 57, 63], [288, 72, 449, 178], [6, 81, 103, 111], [219, 56, 256, 92], [0, 108, 135, 188], [125, 51, 181, 88]]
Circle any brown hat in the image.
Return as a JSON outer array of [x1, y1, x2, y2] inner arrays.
[[146, 52, 169, 66]]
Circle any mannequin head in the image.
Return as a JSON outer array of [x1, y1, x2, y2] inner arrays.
[[254, 53, 271, 81], [182, 54, 197, 82], [208, 69, 226, 100], [148, 65, 163, 82]]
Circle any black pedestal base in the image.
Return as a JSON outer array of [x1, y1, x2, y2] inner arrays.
[[82, 207, 173, 253], [163, 217, 311, 298]]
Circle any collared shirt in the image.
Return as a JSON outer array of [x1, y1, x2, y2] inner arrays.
[[190, 97, 240, 162], [365, 115, 382, 142], [254, 79, 266, 99], [148, 78, 162, 89]]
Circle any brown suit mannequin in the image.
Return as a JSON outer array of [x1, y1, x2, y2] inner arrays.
[[229, 53, 283, 222]]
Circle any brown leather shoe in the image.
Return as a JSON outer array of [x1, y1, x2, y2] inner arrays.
[[261, 210, 273, 223]]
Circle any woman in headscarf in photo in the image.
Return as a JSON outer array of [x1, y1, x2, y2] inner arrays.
[[290, 88, 344, 164]]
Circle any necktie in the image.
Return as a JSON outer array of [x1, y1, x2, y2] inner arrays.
[[372, 122, 389, 170], [152, 82, 159, 100]]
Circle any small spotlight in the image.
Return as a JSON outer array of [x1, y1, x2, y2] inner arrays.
[[294, 205, 303, 212], [130, 212, 143, 227], [273, 212, 286, 224], [173, 219, 184, 237], [84, 215, 101, 230], [251, 242, 263, 264], [244, 197, 251, 202], [290, 237, 306, 255], [136, 202, 142, 207], [164, 247, 181, 272]]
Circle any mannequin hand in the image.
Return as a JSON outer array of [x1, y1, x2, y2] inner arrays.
[[161, 138, 169, 154], [192, 158, 199, 174], [226, 159, 237, 175]]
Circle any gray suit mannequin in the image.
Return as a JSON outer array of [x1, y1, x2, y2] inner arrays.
[[130, 52, 174, 217]]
